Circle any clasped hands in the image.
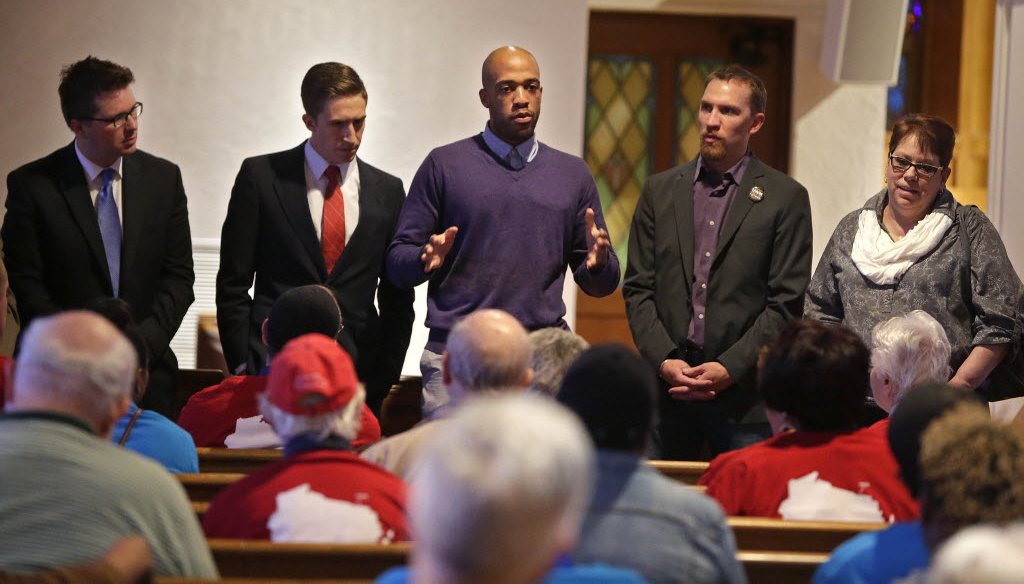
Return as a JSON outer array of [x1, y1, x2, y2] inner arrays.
[[660, 358, 733, 401], [420, 208, 611, 273]]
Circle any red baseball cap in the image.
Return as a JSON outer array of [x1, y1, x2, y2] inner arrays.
[[265, 333, 359, 415]]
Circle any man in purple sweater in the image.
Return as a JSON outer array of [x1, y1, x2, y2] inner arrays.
[[386, 46, 620, 419]]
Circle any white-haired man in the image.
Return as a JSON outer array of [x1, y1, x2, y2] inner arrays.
[[361, 308, 533, 479], [869, 309, 952, 414], [527, 327, 589, 397], [0, 312, 216, 578], [376, 393, 646, 584], [202, 333, 408, 542]]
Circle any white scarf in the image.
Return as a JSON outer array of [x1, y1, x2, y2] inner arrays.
[[850, 209, 953, 285]]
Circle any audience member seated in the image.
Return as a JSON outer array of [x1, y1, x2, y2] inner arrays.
[[813, 382, 982, 584], [0, 536, 152, 584], [376, 393, 646, 584], [868, 310, 952, 416], [202, 333, 408, 542], [917, 401, 1024, 553], [527, 327, 588, 397], [0, 354, 12, 409], [361, 309, 532, 479], [0, 312, 216, 577], [92, 298, 198, 472], [927, 523, 1024, 584], [558, 344, 745, 584], [178, 284, 379, 449], [699, 319, 918, 522]]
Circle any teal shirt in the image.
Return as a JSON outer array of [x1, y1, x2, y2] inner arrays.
[[111, 403, 199, 473]]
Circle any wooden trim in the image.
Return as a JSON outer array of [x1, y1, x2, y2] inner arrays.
[[196, 448, 283, 473], [647, 459, 709, 484], [727, 516, 883, 553], [179, 472, 245, 502]]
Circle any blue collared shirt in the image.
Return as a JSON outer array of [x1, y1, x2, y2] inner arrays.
[[482, 124, 539, 167]]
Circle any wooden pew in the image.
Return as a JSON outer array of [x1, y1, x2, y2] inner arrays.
[[196, 448, 283, 473], [195, 449, 703, 480], [739, 550, 829, 584], [379, 375, 423, 437], [727, 516, 883, 553], [178, 473, 244, 503], [647, 459, 708, 484], [176, 369, 226, 421], [193, 501, 208, 523], [180, 467, 704, 507], [208, 540, 411, 580], [158, 543, 828, 584]]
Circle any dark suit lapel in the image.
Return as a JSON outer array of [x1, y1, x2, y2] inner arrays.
[[120, 153, 143, 286], [673, 163, 696, 291], [715, 158, 765, 259], [58, 144, 111, 288], [272, 144, 326, 278]]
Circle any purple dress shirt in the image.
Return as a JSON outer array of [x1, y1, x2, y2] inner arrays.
[[687, 154, 751, 347]]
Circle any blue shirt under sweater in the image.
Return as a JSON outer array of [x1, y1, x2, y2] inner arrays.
[[385, 134, 620, 336]]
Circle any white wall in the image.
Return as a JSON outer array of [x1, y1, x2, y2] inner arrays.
[[0, 0, 590, 372], [990, 0, 1024, 270], [589, 0, 888, 266]]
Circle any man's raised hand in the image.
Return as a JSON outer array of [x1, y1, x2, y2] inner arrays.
[[421, 226, 459, 273]]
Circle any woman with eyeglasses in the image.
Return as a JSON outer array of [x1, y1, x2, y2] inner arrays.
[[805, 113, 1023, 398]]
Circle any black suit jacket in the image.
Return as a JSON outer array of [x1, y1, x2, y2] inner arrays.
[[2, 142, 195, 412], [216, 144, 413, 409], [623, 157, 812, 419]]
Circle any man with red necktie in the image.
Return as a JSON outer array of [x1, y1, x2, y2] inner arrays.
[[217, 62, 413, 415]]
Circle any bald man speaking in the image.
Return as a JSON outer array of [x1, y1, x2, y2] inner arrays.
[[386, 46, 620, 420]]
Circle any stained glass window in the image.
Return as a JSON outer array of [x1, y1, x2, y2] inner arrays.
[[584, 56, 655, 273], [888, 0, 925, 127], [675, 60, 723, 166]]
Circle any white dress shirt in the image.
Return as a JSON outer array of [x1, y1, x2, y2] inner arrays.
[[304, 140, 360, 245]]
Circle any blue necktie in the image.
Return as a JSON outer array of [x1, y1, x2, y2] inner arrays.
[[97, 168, 121, 297], [507, 147, 525, 170]]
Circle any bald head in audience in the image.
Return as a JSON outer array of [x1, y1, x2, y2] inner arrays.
[[442, 309, 533, 407], [5, 311, 136, 437]]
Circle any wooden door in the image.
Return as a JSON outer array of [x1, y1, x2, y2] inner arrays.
[[576, 11, 795, 349]]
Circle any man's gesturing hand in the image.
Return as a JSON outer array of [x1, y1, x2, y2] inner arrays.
[[421, 226, 459, 273], [585, 208, 611, 270]]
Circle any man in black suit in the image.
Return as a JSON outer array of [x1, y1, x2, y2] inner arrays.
[[217, 62, 413, 415], [2, 56, 194, 416], [623, 65, 812, 459]]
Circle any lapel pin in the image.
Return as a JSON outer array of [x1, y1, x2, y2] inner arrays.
[[748, 186, 764, 202]]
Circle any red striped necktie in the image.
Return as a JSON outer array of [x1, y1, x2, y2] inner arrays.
[[321, 165, 346, 274]]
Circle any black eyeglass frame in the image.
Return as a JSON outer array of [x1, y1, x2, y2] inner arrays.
[[888, 154, 944, 178], [81, 102, 144, 129]]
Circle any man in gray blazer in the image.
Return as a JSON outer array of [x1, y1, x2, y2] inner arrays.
[[624, 65, 812, 459]]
